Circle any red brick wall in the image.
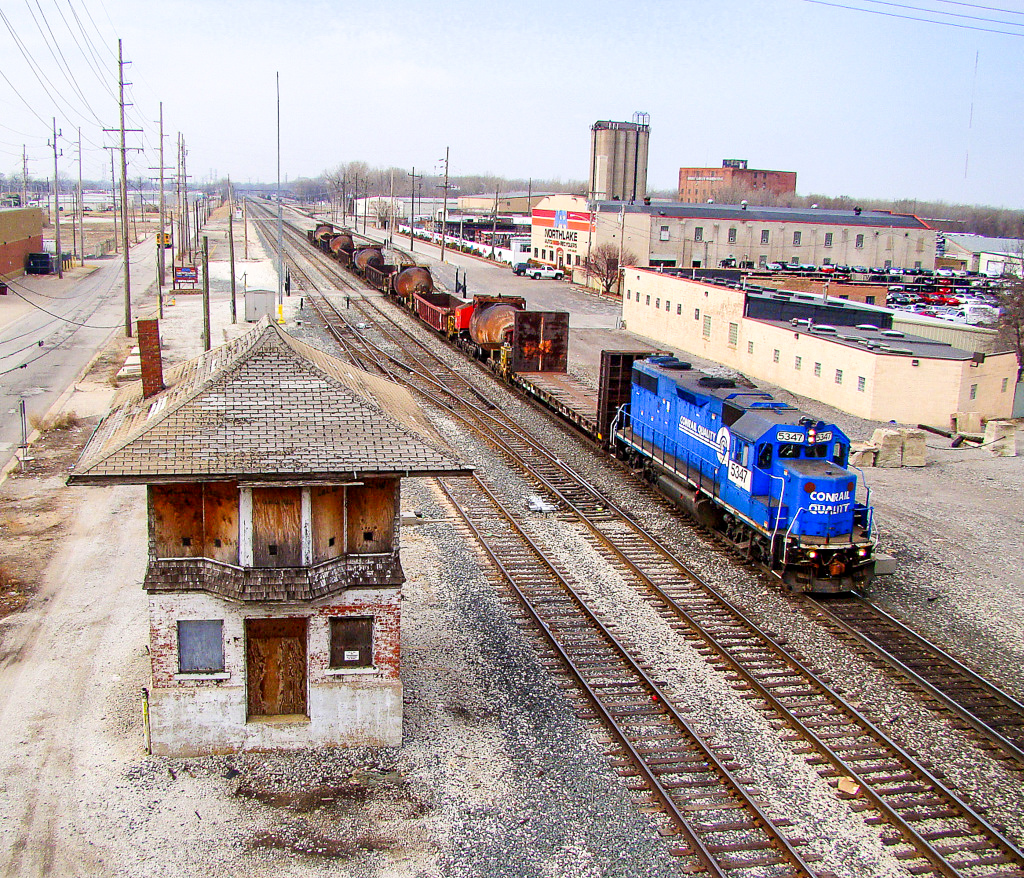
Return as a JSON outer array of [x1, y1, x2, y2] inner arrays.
[[0, 235, 43, 278]]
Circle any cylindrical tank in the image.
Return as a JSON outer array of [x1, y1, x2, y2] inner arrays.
[[469, 303, 518, 349], [313, 223, 333, 241], [354, 247, 384, 272], [329, 233, 354, 254], [393, 266, 433, 298]]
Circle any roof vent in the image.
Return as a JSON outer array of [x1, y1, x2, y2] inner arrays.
[[790, 317, 811, 327], [810, 324, 838, 333], [653, 356, 692, 370], [881, 329, 905, 337], [698, 376, 736, 388], [887, 347, 915, 355], [856, 323, 879, 331]]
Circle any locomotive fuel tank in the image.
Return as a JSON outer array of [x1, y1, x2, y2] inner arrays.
[[394, 266, 434, 298], [354, 247, 384, 272], [469, 303, 519, 349]]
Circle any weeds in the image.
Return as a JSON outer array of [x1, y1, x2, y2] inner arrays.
[[28, 411, 79, 433]]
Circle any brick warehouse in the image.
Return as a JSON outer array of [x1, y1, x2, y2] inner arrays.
[[69, 318, 470, 756], [0, 207, 43, 280]]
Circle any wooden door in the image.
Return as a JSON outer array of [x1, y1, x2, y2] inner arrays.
[[246, 618, 307, 717]]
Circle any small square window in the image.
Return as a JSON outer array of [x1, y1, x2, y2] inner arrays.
[[795, 356, 802, 370], [773, 349, 780, 363], [656, 298, 660, 309], [695, 226, 704, 242], [814, 362, 821, 377], [694, 308, 700, 320], [178, 620, 224, 673], [857, 376, 866, 392], [646, 295, 651, 305], [835, 369, 843, 385], [969, 383, 977, 400], [330, 617, 373, 669], [824, 232, 833, 247], [702, 315, 712, 339], [728, 323, 738, 346], [660, 225, 670, 242], [1002, 377, 1009, 392], [626, 290, 631, 300], [677, 304, 682, 315], [665, 300, 671, 311]]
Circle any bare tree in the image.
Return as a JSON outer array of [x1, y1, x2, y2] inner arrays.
[[996, 246, 1024, 381], [587, 242, 637, 294], [370, 197, 395, 228]]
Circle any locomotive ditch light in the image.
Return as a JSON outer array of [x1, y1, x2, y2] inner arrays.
[[808, 550, 818, 558], [858, 548, 868, 557]]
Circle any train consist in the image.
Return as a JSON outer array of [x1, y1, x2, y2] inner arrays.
[[612, 356, 875, 593], [306, 221, 876, 593], [307, 222, 569, 375]]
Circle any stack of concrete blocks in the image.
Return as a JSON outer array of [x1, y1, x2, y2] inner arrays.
[[983, 420, 1018, 457], [953, 411, 984, 440], [856, 428, 927, 468]]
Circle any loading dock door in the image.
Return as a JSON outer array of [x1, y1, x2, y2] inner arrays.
[[246, 618, 308, 718]]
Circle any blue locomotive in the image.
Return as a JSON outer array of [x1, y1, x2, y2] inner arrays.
[[612, 356, 875, 593]]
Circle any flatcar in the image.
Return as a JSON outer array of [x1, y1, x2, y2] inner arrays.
[[613, 356, 875, 593]]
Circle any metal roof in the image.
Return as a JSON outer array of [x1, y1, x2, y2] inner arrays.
[[596, 201, 930, 229], [943, 233, 1024, 255], [69, 320, 471, 484], [753, 318, 976, 361]]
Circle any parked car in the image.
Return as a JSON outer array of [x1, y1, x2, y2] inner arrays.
[[524, 265, 564, 280], [766, 262, 785, 271]]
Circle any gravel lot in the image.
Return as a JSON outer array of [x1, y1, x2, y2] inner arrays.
[[1, 216, 1021, 877]]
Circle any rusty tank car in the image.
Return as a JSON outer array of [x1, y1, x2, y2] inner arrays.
[[468, 296, 527, 351], [393, 266, 434, 301], [329, 233, 355, 256], [353, 247, 384, 273]]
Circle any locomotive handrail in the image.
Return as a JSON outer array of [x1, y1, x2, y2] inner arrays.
[[781, 508, 804, 567], [767, 472, 786, 560]]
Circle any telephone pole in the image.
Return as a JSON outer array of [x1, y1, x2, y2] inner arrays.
[[118, 39, 131, 334], [150, 103, 172, 317], [228, 174, 237, 323], [275, 71, 284, 323], [49, 118, 63, 279], [110, 151, 118, 254], [21, 145, 28, 208], [438, 146, 450, 263], [407, 166, 421, 251], [77, 128, 84, 267]]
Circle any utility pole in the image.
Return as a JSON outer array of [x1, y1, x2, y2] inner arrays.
[[202, 235, 210, 351], [21, 145, 28, 207], [438, 146, 450, 263], [49, 118, 63, 279], [118, 39, 131, 335], [228, 174, 237, 323], [275, 71, 284, 323], [110, 152, 118, 253], [181, 135, 192, 263], [157, 103, 167, 316], [407, 167, 420, 251], [77, 128, 84, 266], [243, 197, 248, 259], [490, 184, 499, 260]]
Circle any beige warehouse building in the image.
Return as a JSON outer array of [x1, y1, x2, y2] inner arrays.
[[620, 268, 1017, 427], [532, 196, 937, 272]]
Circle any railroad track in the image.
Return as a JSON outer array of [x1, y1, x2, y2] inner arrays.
[[809, 594, 1024, 764], [261, 203, 1024, 877]]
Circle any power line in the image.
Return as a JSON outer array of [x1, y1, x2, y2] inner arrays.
[[858, 0, 1024, 26], [800, 0, 1024, 33]]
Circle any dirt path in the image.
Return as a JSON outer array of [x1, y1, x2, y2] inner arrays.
[[0, 484, 148, 878]]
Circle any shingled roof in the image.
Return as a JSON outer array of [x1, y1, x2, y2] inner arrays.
[[68, 319, 471, 484]]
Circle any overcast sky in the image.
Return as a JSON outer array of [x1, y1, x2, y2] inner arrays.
[[2, 0, 1022, 208]]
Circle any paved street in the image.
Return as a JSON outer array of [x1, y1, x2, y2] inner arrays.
[[0, 243, 158, 470]]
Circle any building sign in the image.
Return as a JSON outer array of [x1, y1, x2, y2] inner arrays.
[[174, 266, 199, 283], [532, 208, 593, 261]]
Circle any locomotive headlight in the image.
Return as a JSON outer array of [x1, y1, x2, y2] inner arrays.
[[858, 548, 868, 557], [808, 550, 818, 558], [808, 428, 817, 443]]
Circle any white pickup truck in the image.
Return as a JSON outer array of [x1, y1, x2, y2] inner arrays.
[[514, 263, 565, 280]]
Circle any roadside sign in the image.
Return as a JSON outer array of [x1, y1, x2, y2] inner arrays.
[[174, 266, 198, 282]]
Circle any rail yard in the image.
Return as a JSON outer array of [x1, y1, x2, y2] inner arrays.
[[0, 201, 1021, 878], [237, 200, 1024, 877]]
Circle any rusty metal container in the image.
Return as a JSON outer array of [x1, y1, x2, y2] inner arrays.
[[394, 267, 434, 299], [510, 311, 569, 373], [329, 233, 354, 255], [354, 247, 384, 273]]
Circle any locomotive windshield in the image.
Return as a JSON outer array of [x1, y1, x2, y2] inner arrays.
[[778, 443, 829, 459]]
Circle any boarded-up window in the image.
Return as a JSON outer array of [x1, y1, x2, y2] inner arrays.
[[246, 618, 307, 717], [330, 617, 373, 668], [152, 484, 204, 558], [204, 482, 238, 564], [252, 487, 302, 567], [346, 480, 395, 554], [312, 486, 345, 564], [178, 620, 224, 673]]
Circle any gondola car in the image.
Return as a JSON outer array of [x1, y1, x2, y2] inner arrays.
[[613, 356, 875, 593]]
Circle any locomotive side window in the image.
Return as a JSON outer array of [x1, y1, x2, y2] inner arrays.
[[731, 441, 749, 467], [832, 443, 848, 466], [757, 444, 773, 469]]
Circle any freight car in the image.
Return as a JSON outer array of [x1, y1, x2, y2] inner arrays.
[[612, 355, 875, 593]]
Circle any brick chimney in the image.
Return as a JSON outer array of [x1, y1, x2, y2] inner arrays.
[[137, 318, 164, 398]]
